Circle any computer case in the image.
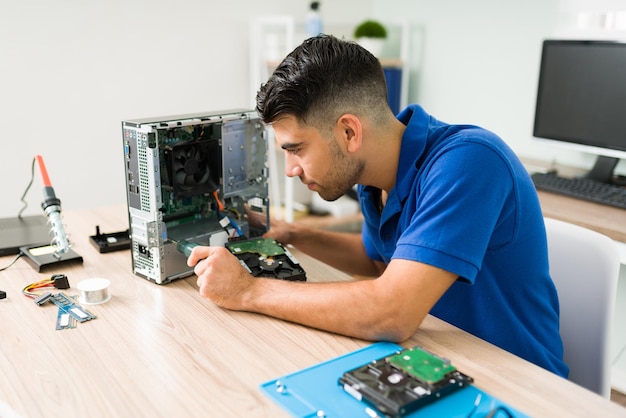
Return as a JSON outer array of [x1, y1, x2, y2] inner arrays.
[[122, 110, 270, 284]]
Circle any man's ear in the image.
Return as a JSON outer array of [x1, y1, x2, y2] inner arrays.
[[336, 114, 363, 153]]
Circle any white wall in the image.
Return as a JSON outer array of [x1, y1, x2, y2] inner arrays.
[[379, 0, 560, 140], [0, 0, 372, 218], [373, 0, 556, 160], [373, 0, 626, 174], [2, 0, 625, 215]]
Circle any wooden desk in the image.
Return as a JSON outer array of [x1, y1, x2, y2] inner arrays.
[[523, 158, 626, 243], [537, 190, 626, 243], [0, 205, 624, 417]]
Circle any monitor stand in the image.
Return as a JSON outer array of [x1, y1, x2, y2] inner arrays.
[[586, 155, 620, 185]]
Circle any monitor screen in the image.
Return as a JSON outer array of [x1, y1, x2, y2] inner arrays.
[[533, 39, 626, 183]]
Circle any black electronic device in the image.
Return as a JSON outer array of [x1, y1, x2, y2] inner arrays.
[[20, 244, 83, 272], [225, 237, 306, 281], [339, 346, 473, 418], [0, 215, 50, 256], [2, 155, 75, 263], [531, 171, 626, 210], [533, 40, 626, 186], [89, 226, 131, 253]]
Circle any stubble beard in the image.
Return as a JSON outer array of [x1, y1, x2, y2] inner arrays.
[[316, 140, 364, 202]]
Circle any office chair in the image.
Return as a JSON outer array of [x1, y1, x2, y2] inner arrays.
[[544, 217, 621, 398]]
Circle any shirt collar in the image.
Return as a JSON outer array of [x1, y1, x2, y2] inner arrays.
[[392, 104, 430, 203], [359, 104, 430, 217]]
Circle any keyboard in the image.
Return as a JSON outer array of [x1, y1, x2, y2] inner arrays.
[[531, 172, 626, 210]]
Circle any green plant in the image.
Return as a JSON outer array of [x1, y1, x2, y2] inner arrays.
[[353, 20, 387, 39]]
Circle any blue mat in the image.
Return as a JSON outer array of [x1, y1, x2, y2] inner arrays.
[[260, 342, 528, 417]]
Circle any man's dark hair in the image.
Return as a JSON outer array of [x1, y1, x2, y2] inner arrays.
[[256, 34, 389, 133]]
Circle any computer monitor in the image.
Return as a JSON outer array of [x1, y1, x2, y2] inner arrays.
[[533, 39, 626, 184]]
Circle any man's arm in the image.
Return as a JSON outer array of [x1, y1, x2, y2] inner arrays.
[[263, 219, 384, 277], [189, 247, 457, 342]]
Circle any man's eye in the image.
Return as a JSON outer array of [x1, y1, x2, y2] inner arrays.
[[287, 148, 300, 155]]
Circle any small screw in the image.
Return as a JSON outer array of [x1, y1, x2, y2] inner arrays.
[[275, 380, 287, 394]]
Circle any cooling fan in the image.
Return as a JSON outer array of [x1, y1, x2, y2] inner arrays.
[[166, 141, 220, 198]]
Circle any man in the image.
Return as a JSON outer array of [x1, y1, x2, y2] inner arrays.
[[188, 35, 568, 377]]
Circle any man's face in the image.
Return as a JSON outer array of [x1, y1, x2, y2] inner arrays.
[[272, 115, 363, 202]]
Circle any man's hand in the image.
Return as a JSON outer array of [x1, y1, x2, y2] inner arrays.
[[187, 246, 254, 310], [262, 218, 297, 245], [264, 219, 380, 277]]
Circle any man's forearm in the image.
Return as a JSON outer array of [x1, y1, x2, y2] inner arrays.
[[243, 276, 408, 341], [240, 258, 456, 343]]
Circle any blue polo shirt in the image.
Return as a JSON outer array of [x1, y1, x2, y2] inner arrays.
[[359, 104, 568, 377]]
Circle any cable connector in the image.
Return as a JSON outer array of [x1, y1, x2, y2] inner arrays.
[[34, 292, 53, 306], [52, 274, 70, 289]]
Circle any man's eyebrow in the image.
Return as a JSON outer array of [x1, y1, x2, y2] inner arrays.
[[280, 142, 303, 151]]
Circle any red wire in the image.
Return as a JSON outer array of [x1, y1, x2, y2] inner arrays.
[[35, 155, 53, 187]]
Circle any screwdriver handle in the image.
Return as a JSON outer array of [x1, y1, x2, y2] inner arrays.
[[176, 240, 200, 258]]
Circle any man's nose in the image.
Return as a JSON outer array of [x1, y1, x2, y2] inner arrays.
[[284, 154, 302, 177]]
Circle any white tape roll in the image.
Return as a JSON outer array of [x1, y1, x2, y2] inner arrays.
[[77, 278, 111, 305]]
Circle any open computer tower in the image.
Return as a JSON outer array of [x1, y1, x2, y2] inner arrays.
[[122, 110, 270, 284]]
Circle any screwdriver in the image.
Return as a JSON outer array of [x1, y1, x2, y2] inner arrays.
[[175, 239, 200, 258]]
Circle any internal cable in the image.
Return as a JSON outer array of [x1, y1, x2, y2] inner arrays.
[[22, 277, 58, 299], [22, 274, 70, 304], [17, 157, 36, 218], [0, 253, 23, 272], [211, 191, 244, 238], [212, 190, 225, 212], [221, 213, 243, 237]]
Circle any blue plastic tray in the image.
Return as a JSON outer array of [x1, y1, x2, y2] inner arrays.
[[260, 342, 527, 417]]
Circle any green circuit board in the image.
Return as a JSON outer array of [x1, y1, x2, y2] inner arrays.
[[226, 237, 285, 258], [387, 347, 457, 384]]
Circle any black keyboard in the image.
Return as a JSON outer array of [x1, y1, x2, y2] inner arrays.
[[531, 172, 626, 210]]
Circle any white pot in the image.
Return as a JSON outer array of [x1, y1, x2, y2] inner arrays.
[[356, 37, 385, 57]]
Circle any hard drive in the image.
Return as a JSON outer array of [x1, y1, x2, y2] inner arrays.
[[225, 237, 306, 281], [339, 346, 473, 417]]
